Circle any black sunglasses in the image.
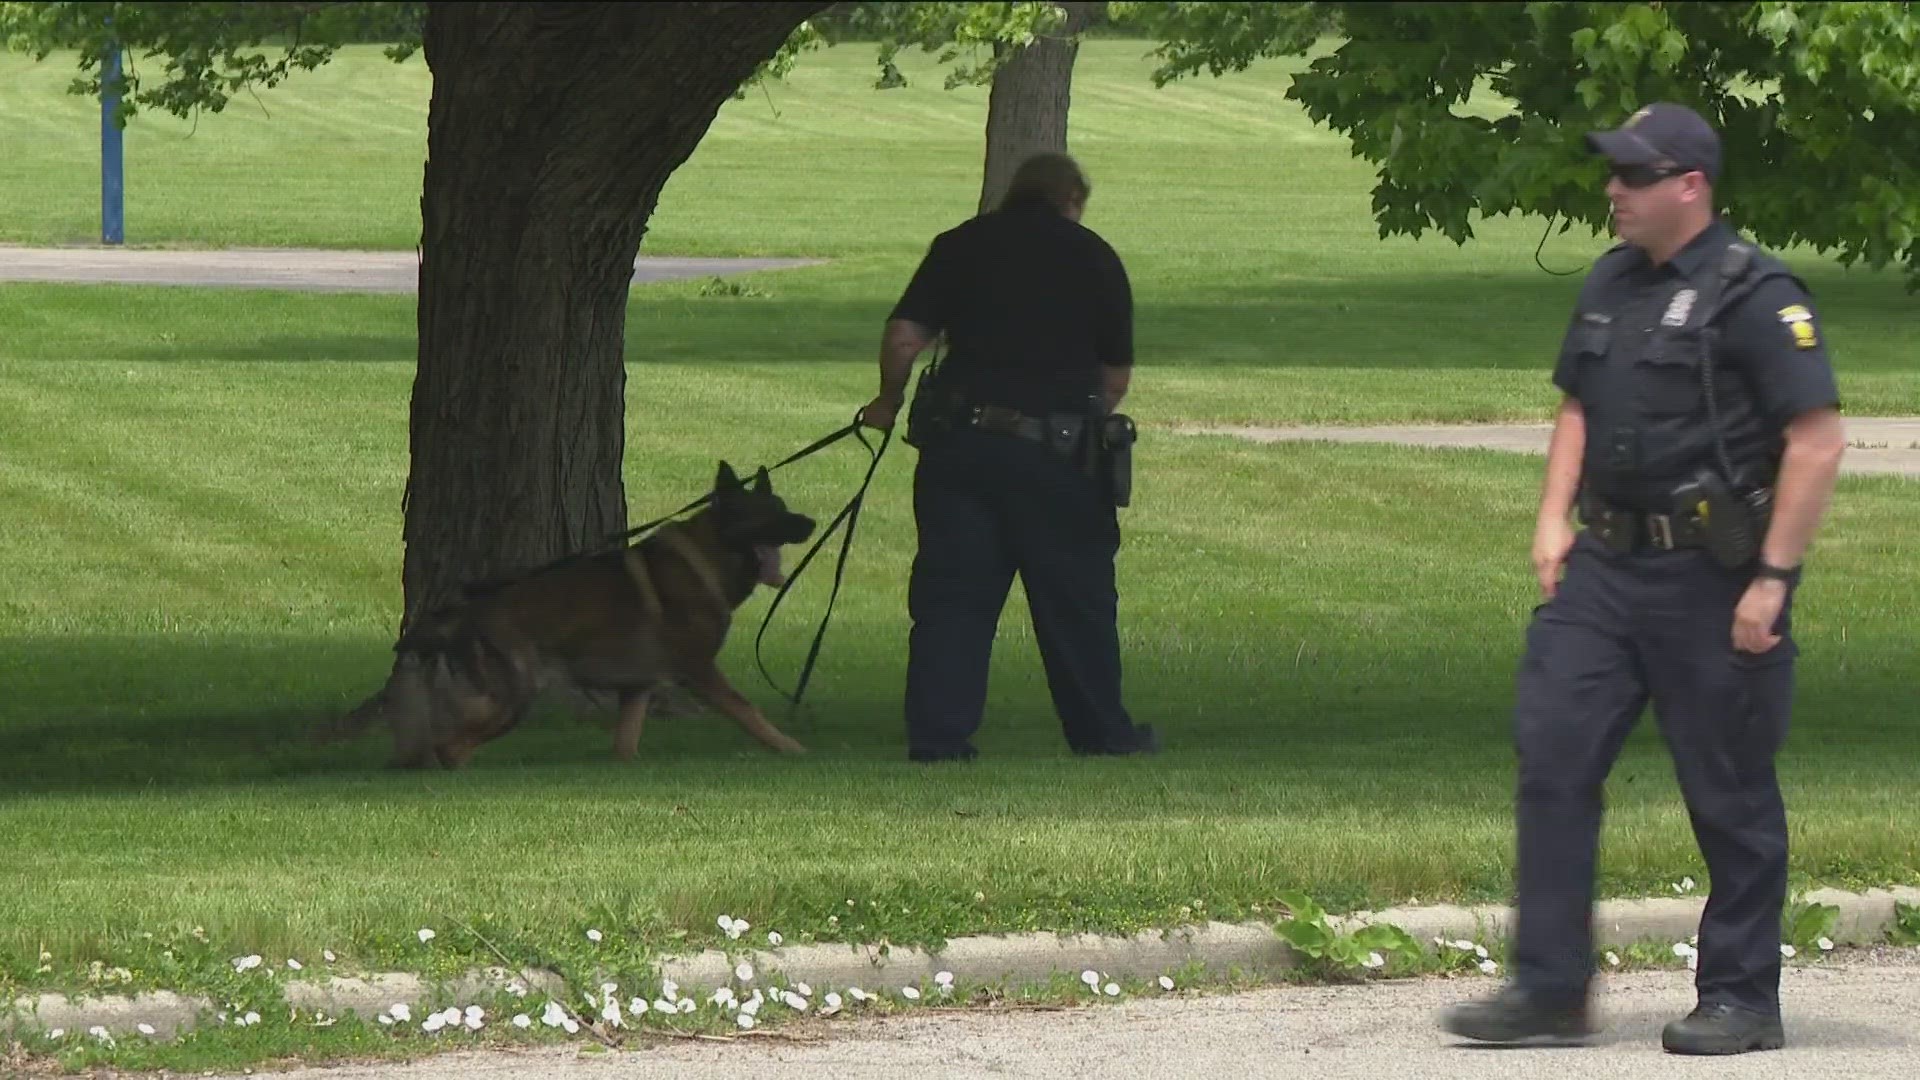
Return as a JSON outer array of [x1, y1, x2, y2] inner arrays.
[[1610, 163, 1694, 188]]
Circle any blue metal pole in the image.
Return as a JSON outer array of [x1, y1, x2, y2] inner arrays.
[[101, 43, 125, 245]]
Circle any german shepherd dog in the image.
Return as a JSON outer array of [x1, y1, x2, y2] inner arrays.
[[335, 462, 816, 769]]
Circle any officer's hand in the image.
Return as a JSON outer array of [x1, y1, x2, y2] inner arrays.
[[859, 394, 901, 431], [1732, 579, 1787, 654], [1531, 516, 1577, 599]]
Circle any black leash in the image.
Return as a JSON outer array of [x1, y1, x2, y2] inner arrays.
[[604, 419, 870, 548], [753, 411, 893, 723]]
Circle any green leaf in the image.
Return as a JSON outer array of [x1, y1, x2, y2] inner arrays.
[[1276, 890, 1325, 926], [1276, 919, 1333, 954]]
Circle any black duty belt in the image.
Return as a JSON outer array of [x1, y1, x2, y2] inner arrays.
[[1580, 499, 1710, 553], [957, 404, 1085, 447]]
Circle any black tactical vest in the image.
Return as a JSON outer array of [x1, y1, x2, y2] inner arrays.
[[1568, 238, 1803, 509]]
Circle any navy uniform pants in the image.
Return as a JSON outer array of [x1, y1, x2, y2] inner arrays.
[[903, 425, 1153, 760], [1511, 532, 1799, 1016]]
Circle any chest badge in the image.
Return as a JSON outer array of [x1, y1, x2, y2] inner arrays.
[[1661, 288, 1697, 327]]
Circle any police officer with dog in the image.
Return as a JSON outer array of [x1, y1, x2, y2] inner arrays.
[[857, 151, 1158, 763], [1440, 104, 1848, 1054]]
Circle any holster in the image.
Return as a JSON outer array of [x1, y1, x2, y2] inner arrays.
[[1669, 469, 1773, 569], [1097, 413, 1137, 508]]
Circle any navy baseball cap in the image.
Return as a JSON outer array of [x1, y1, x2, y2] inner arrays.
[[1584, 102, 1721, 182]]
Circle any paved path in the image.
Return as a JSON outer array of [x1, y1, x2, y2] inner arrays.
[[0, 245, 822, 293], [1180, 419, 1920, 478], [177, 950, 1920, 1080]]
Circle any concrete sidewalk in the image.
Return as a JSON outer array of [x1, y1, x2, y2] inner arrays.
[[1180, 419, 1920, 478], [187, 949, 1920, 1080], [0, 245, 822, 293]]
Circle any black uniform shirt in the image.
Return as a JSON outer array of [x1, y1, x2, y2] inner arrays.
[[889, 203, 1133, 417], [1551, 218, 1842, 505]]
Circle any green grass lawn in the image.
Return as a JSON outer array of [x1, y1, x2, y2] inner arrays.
[[1, 38, 1916, 1019]]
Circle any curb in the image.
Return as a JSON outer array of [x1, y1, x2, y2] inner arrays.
[[9, 886, 1916, 1039]]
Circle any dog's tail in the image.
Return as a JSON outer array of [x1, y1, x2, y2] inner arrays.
[[312, 604, 479, 747]]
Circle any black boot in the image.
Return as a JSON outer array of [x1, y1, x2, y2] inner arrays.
[[1661, 1003, 1785, 1055], [1439, 984, 1592, 1045]]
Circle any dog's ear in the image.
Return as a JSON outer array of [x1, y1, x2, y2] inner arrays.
[[751, 466, 771, 495], [715, 461, 741, 490]]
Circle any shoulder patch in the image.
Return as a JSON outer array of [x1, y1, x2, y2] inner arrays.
[[1777, 304, 1817, 349]]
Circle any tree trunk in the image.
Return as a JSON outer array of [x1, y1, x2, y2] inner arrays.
[[401, 1, 824, 626], [337, 3, 824, 733], [976, 1, 1101, 216]]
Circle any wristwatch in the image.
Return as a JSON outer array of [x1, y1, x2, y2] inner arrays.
[[1754, 561, 1797, 583]]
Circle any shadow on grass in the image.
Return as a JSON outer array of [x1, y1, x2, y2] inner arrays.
[[3, 626, 1916, 798]]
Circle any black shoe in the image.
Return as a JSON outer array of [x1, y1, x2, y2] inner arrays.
[[1072, 724, 1160, 757], [1439, 984, 1592, 1045], [1661, 1003, 1784, 1056]]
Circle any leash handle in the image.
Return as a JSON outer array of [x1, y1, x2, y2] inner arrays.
[[753, 410, 893, 719]]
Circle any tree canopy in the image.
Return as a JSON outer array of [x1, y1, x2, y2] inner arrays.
[[1135, 1, 1920, 289]]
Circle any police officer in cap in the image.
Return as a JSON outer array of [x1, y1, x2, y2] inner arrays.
[[1440, 103, 1848, 1054], [858, 151, 1158, 763]]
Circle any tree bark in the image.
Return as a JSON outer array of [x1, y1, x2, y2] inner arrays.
[[335, 3, 824, 733], [401, 1, 824, 628], [976, 1, 1101, 216]]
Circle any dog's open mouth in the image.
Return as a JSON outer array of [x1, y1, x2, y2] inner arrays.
[[755, 544, 786, 587]]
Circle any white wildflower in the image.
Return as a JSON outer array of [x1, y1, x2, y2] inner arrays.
[[390, 1002, 412, 1022], [768, 931, 784, 947], [902, 986, 921, 1000], [1817, 937, 1835, 952], [512, 1014, 531, 1029], [136, 1023, 156, 1036], [417, 928, 435, 943], [1477, 959, 1499, 975], [1081, 969, 1100, 988], [1103, 982, 1120, 996], [1362, 952, 1386, 969], [1158, 976, 1176, 991], [1605, 951, 1621, 967], [737, 1012, 756, 1030], [734, 961, 755, 982], [286, 959, 303, 971], [232, 954, 263, 972], [323, 950, 337, 963], [1781, 943, 1798, 958], [586, 928, 602, 943]]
